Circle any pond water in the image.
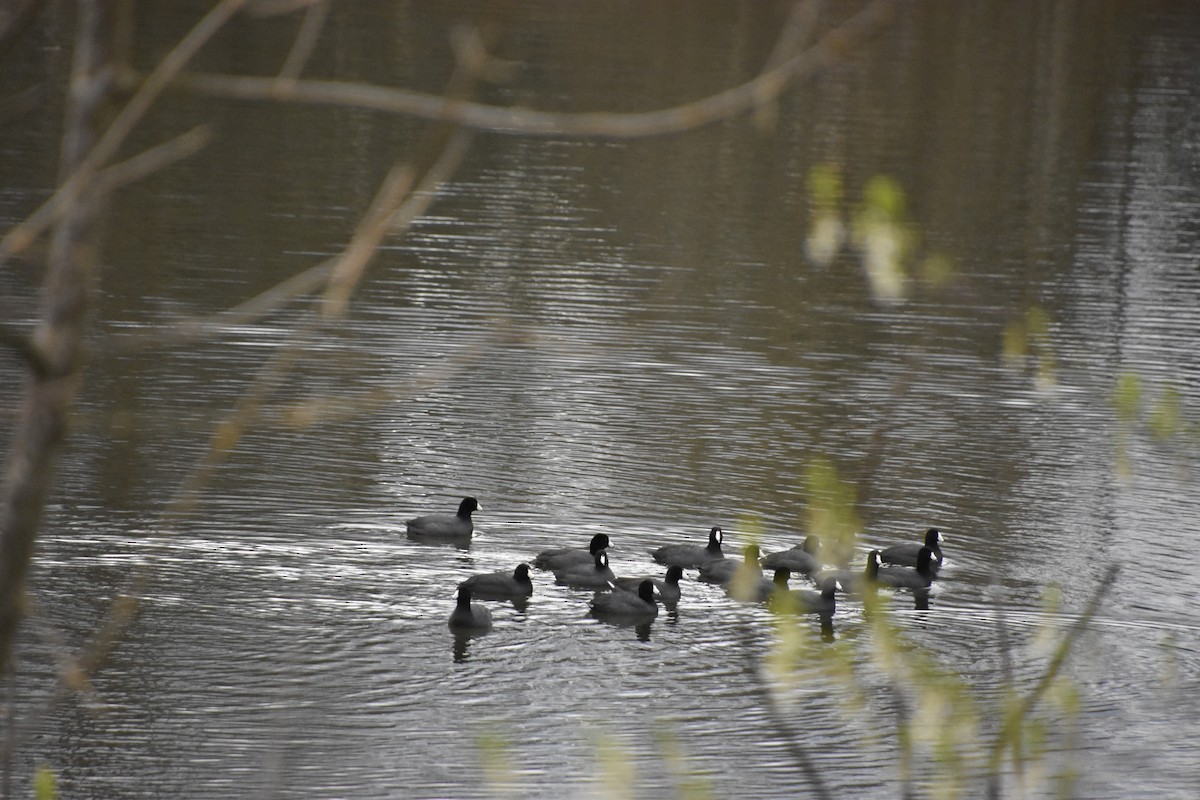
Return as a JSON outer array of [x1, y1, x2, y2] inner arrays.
[[2, 2, 1199, 798]]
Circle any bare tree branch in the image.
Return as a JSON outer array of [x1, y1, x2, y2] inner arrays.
[[277, 0, 328, 80], [94, 124, 213, 193], [0, 0, 114, 680], [985, 563, 1121, 774], [45, 25, 494, 722], [1, 0, 893, 267], [0, 324, 47, 377], [766, 0, 825, 70], [737, 615, 834, 800], [164, 0, 894, 138], [0, 0, 246, 262], [247, 0, 322, 17]]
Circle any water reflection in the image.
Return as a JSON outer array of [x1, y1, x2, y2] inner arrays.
[[406, 533, 472, 552], [589, 615, 655, 643], [818, 616, 835, 643], [913, 589, 931, 612], [451, 629, 489, 663], [768, 606, 837, 643], [505, 597, 530, 614]]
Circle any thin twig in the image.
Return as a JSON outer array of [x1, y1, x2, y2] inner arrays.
[[742, 624, 834, 800], [247, 0, 321, 17], [321, 165, 416, 318], [323, 130, 472, 318], [987, 583, 1021, 799], [0, 324, 46, 377], [277, 0, 328, 80], [985, 563, 1121, 771], [765, 0, 825, 71], [93, 125, 213, 193]]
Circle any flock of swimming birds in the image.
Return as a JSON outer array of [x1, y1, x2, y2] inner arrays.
[[404, 497, 946, 635]]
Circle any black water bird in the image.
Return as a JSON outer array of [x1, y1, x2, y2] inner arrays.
[[458, 563, 533, 600], [879, 528, 943, 568], [760, 535, 822, 576], [407, 496, 480, 540], [614, 565, 684, 605], [590, 579, 658, 620], [650, 526, 724, 569], [876, 546, 936, 590], [735, 567, 793, 603], [533, 533, 611, 571], [447, 586, 493, 631], [821, 550, 882, 596], [698, 544, 761, 586], [554, 550, 616, 589], [770, 576, 840, 617]]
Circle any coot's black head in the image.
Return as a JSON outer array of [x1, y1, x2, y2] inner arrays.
[[916, 546, 934, 574], [665, 565, 684, 584], [803, 535, 820, 554], [513, 563, 531, 582], [924, 528, 942, 547], [742, 544, 761, 562], [455, 586, 474, 607], [637, 579, 656, 603], [457, 497, 480, 517], [589, 533, 612, 555], [708, 527, 723, 548], [866, 549, 881, 576], [773, 568, 791, 586]]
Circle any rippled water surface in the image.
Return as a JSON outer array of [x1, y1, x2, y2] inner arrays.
[[3, 2, 1200, 798]]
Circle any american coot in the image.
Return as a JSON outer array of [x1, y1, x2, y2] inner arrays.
[[876, 546, 936, 590], [554, 550, 616, 589], [770, 576, 840, 617], [879, 528, 944, 568], [698, 544, 761, 586], [820, 550, 881, 596], [533, 533, 611, 571], [590, 579, 658, 620], [650, 526, 724, 568], [760, 535, 822, 576], [447, 586, 493, 631], [733, 567, 792, 603], [614, 565, 684, 605], [459, 563, 533, 600], [407, 497, 480, 540]]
